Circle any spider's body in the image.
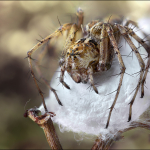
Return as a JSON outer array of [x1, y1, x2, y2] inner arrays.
[[27, 8, 150, 128], [60, 19, 122, 87]]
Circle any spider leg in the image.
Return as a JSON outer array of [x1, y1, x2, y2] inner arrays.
[[34, 52, 63, 106], [116, 24, 145, 122], [105, 24, 126, 128], [60, 23, 81, 89], [125, 19, 149, 42], [88, 67, 98, 94], [124, 27, 150, 98], [97, 24, 114, 71], [76, 7, 84, 29], [59, 66, 70, 89], [124, 20, 138, 29], [27, 23, 74, 111], [97, 24, 109, 71]]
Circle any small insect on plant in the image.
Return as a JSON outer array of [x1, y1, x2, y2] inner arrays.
[[27, 8, 150, 128]]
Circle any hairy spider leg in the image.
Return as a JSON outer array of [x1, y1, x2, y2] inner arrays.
[[124, 20, 150, 120], [125, 27, 150, 98], [99, 24, 116, 71], [117, 24, 145, 122], [60, 24, 81, 89], [27, 23, 75, 111], [32, 41, 63, 105], [88, 67, 98, 94], [105, 24, 126, 128], [76, 7, 84, 29], [27, 7, 84, 111], [89, 22, 117, 93]]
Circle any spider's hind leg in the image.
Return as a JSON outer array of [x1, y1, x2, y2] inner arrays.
[[117, 24, 146, 122], [125, 26, 150, 98]]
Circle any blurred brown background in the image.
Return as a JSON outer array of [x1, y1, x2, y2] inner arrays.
[[0, 1, 150, 149]]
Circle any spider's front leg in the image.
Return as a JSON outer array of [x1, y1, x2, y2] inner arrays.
[[27, 23, 75, 110], [88, 67, 98, 94], [59, 24, 80, 89], [59, 65, 70, 89]]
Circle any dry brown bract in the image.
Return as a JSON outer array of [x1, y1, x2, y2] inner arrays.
[[27, 8, 150, 128]]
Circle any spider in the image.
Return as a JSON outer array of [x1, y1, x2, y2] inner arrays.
[[27, 8, 150, 128]]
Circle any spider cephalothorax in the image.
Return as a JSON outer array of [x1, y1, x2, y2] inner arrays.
[[60, 37, 99, 86], [27, 8, 150, 128]]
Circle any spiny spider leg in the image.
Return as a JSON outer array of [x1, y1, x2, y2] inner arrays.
[[125, 19, 150, 44], [59, 8, 84, 88], [33, 41, 63, 105], [27, 7, 84, 110], [97, 24, 109, 71], [117, 24, 145, 122], [105, 24, 126, 128], [60, 66, 70, 89], [34, 61, 63, 106], [88, 67, 98, 94], [76, 7, 84, 29], [27, 23, 74, 111], [60, 24, 81, 89], [125, 27, 150, 98], [124, 20, 139, 29]]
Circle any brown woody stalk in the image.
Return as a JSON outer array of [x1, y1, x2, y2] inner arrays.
[[26, 108, 62, 149]]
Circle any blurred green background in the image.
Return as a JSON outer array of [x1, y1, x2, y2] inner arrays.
[[0, 1, 150, 149]]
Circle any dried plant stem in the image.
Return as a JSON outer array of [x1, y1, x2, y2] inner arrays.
[[91, 121, 150, 150], [27, 108, 62, 150], [41, 117, 62, 149]]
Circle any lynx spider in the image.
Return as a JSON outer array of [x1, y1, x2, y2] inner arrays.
[[27, 8, 150, 128]]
